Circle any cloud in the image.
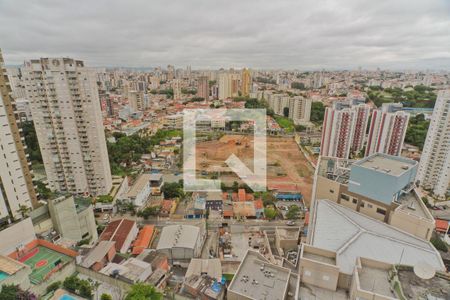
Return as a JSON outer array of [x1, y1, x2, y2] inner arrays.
[[1, 0, 449, 69]]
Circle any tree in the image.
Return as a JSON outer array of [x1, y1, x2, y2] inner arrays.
[[63, 276, 79, 293], [36, 181, 54, 200], [0, 284, 19, 300], [161, 182, 184, 199], [286, 205, 300, 219], [255, 192, 276, 206], [405, 114, 430, 150], [78, 280, 93, 299], [291, 82, 306, 90], [16, 204, 31, 218], [46, 281, 61, 293], [310, 102, 325, 124], [431, 236, 448, 253], [125, 283, 163, 300], [264, 207, 278, 220], [101, 294, 113, 300], [20, 121, 42, 163], [137, 206, 160, 219]]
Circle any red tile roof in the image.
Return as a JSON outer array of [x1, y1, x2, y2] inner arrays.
[[99, 219, 136, 252], [161, 200, 173, 211], [223, 210, 234, 217], [132, 225, 154, 255], [254, 199, 263, 209], [435, 219, 449, 233], [238, 189, 246, 202]]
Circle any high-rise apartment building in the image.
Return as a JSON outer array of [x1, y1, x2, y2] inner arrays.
[[0, 50, 38, 221], [289, 96, 312, 125], [320, 102, 356, 158], [416, 90, 450, 198], [21, 57, 112, 196], [350, 103, 370, 154], [197, 76, 209, 101], [128, 90, 145, 111], [365, 103, 409, 157], [218, 72, 231, 100], [172, 79, 182, 100], [241, 68, 252, 97]]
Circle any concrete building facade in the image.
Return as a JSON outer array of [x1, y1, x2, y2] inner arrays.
[[313, 154, 435, 240], [366, 103, 409, 157], [0, 50, 38, 221], [21, 57, 112, 196], [416, 90, 450, 198]]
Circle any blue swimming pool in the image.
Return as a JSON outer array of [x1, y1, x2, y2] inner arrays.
[[59, 294, 77, 300], [0, 271, 9, 281]]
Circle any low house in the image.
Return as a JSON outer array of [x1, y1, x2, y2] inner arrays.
[[100, 258, 153, 283], [233, 202, 256, 219], [149, 173, 164, 196], [0, 255, 31, 291], [254, 199, 264, 219], [194, 192, 223, 211], [160, 200, 173, 217], [99, 219, 138, 254], [126, 174, 152, 207], [81, 241, 116, 272], [132, 225, 155, 255]]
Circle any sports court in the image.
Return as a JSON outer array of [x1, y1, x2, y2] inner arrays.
[[19, 246, 72, 284]]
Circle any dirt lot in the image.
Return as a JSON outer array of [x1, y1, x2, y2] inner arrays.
[[196, 135, 314, 205]]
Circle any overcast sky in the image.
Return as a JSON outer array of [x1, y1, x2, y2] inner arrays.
[[1, 0, 449, 70]]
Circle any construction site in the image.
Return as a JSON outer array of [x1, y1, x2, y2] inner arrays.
[[195, 135, 314, 204]]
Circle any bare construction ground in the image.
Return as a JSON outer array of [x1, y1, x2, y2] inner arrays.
[[196, 135, 314, 204]]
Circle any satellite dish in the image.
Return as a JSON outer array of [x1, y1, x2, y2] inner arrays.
[[413, 261, 436, 280]]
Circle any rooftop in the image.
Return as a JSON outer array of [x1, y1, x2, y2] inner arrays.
[[395, 189, 433, 220], [310, 200, 445, 274], [397, 267, 450, 299], [81, 241, 116, 268], [0, 255, 26, 275], [298, 283, 348, 300], [276, 227, 300, 241], [99, 219, 136, 251], [156, 225, 200, 250], [185, 259, 222, 282], [354, 153, 417, 177], [229, 250, 290, 300], [358, 266, 397, 299], [127, 174, 151, 198]]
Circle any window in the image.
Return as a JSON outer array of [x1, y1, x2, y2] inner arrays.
[[376, 208, 386, 215], [341, 194, 350, 201], [367, 204, 373, 208], [329, 189, 334, 194], [360, 202, 365, 208], [352, 199, 357, 204]]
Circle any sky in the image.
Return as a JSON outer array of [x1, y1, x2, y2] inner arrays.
[[1, 0, 450, 70]]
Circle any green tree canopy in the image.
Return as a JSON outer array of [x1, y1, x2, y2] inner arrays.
[[310, 102, 325, 124], [125, 283, 162, 300], [264, 207, 278, 220]]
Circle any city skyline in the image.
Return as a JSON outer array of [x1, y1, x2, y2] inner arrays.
[[1, 0, 450, 70]]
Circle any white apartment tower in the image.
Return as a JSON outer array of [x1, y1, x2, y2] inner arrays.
[[21, 57, 112, 196], [289, 96, 312, 125], [218, 72, 232, 100], [0, 50, 38, 221], [128, 90, 145, 111], [416, 90, 450, 198], [320, 102, 356, 159], [365, 103, 409, 157], [172, 79, 182, 100]]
